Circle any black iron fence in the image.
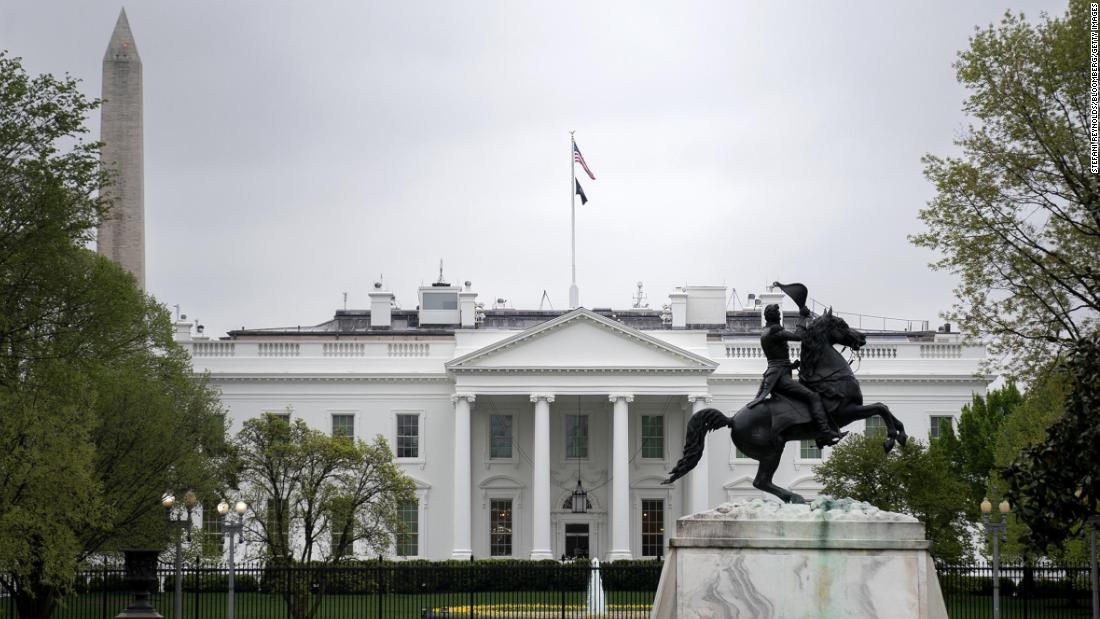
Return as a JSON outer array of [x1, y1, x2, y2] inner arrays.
[[938, 562, 1093, 619], [1, 560, 1095, 618], [0, 560, 661, 619]]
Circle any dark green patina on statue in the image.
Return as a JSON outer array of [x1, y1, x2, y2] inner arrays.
[[663, 282, 909, 504]]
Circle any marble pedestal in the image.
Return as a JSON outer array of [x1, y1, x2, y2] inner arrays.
[[650, 498, 948, 619]]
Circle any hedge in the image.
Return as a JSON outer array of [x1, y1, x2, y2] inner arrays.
[[258, 559, 593, 595]]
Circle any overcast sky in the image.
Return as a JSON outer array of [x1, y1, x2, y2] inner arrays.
[[2, 1, 1069, 337]]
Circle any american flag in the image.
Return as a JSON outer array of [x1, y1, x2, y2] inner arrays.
[[573, 142, 595, 180]]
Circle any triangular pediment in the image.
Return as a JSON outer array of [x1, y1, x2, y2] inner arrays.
[[446, 308, 717, 373]]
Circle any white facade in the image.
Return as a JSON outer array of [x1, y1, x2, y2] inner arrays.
[[179, 284, 988, 561]]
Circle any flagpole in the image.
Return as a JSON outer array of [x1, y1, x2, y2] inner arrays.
[[569, 130, 579, 309]]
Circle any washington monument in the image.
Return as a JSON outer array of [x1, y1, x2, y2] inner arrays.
[[97, 8, 144, 289]]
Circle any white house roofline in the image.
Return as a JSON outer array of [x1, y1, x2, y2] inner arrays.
[[445, 307, 719, 372]]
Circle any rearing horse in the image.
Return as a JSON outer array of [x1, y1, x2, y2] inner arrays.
[[663, 310, 909, 504]]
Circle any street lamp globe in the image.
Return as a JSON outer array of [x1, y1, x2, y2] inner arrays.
[[980, 498, 992, 515], [162, 493, 175, 509], [234, 501, 248, 515], [999, 500, 1011, 515], [217, 501, 230, 516]]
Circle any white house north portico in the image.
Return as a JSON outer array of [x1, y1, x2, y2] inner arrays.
[[444, 308, 717, 560], [177, 282, 990, 561]]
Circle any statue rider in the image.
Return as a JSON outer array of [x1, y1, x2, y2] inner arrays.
[[746, 282, 846, 449]]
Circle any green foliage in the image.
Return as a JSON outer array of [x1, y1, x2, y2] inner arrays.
[[936, 383, 1022, 516], [598, 560, 663, 592], [0, 53, 227, 617], [180, 572, 260, 593], [1004, 335, 1100, 553], [910, 0, 1100, 377], [814, 433, 972, 562], [234, 415, 416, 565], [258, 559, 594, 595], [233, 415, 416, 618]]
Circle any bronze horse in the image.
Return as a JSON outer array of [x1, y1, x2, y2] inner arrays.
[[663, 310, 908, 504]]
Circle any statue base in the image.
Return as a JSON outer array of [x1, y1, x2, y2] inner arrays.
[[650, 498, 948, 619]]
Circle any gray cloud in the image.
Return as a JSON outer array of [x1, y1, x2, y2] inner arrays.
[[1, 0, 1068, 336]]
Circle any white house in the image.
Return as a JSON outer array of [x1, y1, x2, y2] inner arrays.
[[177, 281, 988, 561]]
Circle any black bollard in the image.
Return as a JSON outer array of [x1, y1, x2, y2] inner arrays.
[[116, 549, 163, 619]]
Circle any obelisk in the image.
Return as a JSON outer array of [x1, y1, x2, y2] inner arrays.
[[97, 8, 145, 289]]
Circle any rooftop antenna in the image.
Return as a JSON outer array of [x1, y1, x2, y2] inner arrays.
[[539, 290, 554, 310], [632, 281, 648, 309], [727, 287, 740, 310], [437, 259, 445, 284], [343, 292, 348, 310], [172, 304, 181, 320]]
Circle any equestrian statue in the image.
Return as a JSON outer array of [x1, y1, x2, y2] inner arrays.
[[663, 282, 908, 504]]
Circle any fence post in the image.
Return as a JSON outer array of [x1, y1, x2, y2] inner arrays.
[[101, 564, 108, 619], [376, 563, 382, 619]]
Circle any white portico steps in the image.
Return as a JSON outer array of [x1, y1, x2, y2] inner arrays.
[[650, 498, 949, 619]]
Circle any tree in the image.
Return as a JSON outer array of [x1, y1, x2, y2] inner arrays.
[[0, 53, 227, 618], [1003, 335, 1100, 553], [232, 414, 415, 619], [987, 363, 1084, 561], [936, 383, 1022, 516], [814, 433, 972, 562], [910, 0, 1099, 377]]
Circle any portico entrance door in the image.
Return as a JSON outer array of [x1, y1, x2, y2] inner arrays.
[[564, 523, 590, 559]]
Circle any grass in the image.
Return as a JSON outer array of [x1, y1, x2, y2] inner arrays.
[[38, 591, 656, 619], [23, 590, 1093, 619]]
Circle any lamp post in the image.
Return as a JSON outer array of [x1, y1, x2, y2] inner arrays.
[[981, 498, 1010, 619], [218, 500, 248, 619], [162, 491, 197, 619]]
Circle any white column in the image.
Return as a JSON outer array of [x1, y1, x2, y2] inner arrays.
[[608, 393, 634, 560], [530, 393, 555, 560], [450, 393, 475, 560], [688, 394, 713, 515]]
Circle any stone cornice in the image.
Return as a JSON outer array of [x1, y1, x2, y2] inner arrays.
[[449, 366, 714, 375], [707, 374, 993, 385], [203, 373, 453, 384], [446, 307, 718, 371]]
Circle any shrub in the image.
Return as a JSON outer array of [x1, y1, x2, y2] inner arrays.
[[599, 560, 662, 592]]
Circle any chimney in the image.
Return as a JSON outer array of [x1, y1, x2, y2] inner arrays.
[[669, 290, 688, 329], [459, 281, 477, 328], [173, 320, 193, 343], [369, 282, 393, 329]]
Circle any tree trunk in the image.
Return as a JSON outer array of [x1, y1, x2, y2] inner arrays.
[[13, 579, 60, 619]]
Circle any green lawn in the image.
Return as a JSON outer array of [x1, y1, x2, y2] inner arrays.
[[46, 591, 656, 619], [43, 590, 1096, 619]]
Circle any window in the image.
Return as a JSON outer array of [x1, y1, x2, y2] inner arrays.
[[267, 499, 290, 554], [395, 500, 419, 557], [641, 499, 665, 557], [799, 440, 822, 460], [265, 411, 291, 424], [929, 415, 953, 440], [332, 414, 354, 441], [396, 414, 420, 458], [490, 415, 513, 459], [565, 415, 588, 459], [865, 416, 887, 437], [201, 500, 223, 554], [209, 414, 228, 456], [422, 292, 458, 310], [641, 415, 664, 459], [330, 507, 352, 559], [490, 499, 513, 557]]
